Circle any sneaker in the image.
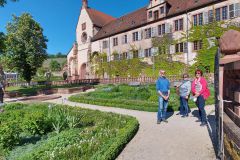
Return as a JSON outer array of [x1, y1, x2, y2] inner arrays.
[[195, 119, 201, 122], [200, 122, 207, 127], [181, 115, 186, 118], [176, 112, 181, 115], [157, 120, 161, 124], [185, 114, 189, 117], [162, 119, 168, 123]]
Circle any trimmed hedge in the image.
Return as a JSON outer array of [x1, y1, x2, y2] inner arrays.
[[1, 103, 139, 160], [69, 84, 215, 112]]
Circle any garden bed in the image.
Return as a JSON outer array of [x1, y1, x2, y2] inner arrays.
[[0, 103, 139, 160], [4, 85, 93, 98], [69, 84, 215, 112]]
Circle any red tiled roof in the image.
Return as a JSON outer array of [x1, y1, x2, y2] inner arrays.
[[92, 0, 222, 41], [86, 8, 116, 27], [92, 7, 147, 41], [167, 0, 218, 16]]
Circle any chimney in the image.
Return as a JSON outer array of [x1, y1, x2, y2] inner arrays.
[[82, 0, 88, 8]]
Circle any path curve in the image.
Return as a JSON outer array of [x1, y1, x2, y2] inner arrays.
[[46, 94, 216, 160]]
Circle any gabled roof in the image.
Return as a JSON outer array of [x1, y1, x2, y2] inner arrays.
[[167, 0, 219, 16], [91, 0, 225, 41], [86, 8, 116, 27], [92, 7, 147, 41]]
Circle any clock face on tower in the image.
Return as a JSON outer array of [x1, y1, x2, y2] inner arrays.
[[81, 32, 87, 43]]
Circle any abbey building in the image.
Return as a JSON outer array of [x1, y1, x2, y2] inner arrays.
[[67, 0, 240, 79]]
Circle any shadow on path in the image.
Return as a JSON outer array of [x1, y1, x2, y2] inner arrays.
[[191, 110, 217, 157]]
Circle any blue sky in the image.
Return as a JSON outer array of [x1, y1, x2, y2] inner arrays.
[[0, 0, 149, 55]]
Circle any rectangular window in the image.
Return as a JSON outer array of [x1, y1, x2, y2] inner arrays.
[[229, 4, 235, 18], [123, 52, 128, 59], [179, 19, 183, 30], [158, 24, 165, 35], [175, 19, 183, 31], [222, 6, 228, 20], [144, 48, 152, 57], [149, 11, 152, 18], [208, 10, 214, 23], [102, 40, 108, 49], [175, 20, 179, 31], [133, 50, 139, 58], [199, 13, 203, 25], [236, 3, 240, 17], [193, 40, 203, 51], [154, 10, 159, 20], [193, 15, 198, 26], [113, 37, 118, 46], [215, 8, 221, 21], [123, 35, 128, 44], [193, 41, 198, 51], [132, 32, 139, 41], [158, 25, 162, 35], [175, 43, 184, 53], [162, 24, 165, 34], [160, 6, 165, 14], [145, 28, 152, 39]]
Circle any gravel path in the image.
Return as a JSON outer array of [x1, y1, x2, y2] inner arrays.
[[46, 94, 216, 160]]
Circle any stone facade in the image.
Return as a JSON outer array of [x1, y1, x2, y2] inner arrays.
[[68, 0, 240, 80]]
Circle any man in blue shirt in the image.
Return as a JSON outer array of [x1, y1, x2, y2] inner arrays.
[[156, 70, 170, 124]]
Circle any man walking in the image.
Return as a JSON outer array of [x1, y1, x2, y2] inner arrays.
[[0, 65, 6, 104], [156, 70, 170, 124]]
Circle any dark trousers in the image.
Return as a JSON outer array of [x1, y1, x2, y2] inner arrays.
[[0, 89, 3, 103], [180, 97, 189, 115], [196, 95, 207, 123]]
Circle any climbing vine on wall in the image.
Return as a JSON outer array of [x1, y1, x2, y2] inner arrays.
[[184, 20, 240, 73]]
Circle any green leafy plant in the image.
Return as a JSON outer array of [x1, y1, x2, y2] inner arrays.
[[47, 106, 71, 134], [22, 111, 51, 135], [0, 121, 21, 149], [1, 103, 139, 160]]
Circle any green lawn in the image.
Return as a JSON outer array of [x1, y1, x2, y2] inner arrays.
[[0, 103, 139, 160], [6, 84, 93, 96], [69, 84, 215, 112]]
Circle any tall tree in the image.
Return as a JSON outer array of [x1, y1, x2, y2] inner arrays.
[[0, 32, 5, 54], [4, 13, 48, 84], [0, 0, 18, 7]]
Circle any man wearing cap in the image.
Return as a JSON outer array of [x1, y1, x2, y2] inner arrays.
[[156, 70, 170, 124]]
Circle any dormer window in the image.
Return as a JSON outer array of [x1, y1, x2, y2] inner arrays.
[[160, 6, 165, 14], [149, 11, 153, 18], [154, 10, 159, 20]]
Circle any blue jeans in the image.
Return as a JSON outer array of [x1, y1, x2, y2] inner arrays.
[[180, 97, 189, 116], [196, 95, 207, 123], [157, 96, 168, 121]]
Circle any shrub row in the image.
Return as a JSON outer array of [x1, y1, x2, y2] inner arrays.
[[69, 95, 159, 112], [69, 84, 215, 112]]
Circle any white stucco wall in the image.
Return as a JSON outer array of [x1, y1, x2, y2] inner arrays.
[[91, 0, 239, 65], [69, 0, 240, 78]]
